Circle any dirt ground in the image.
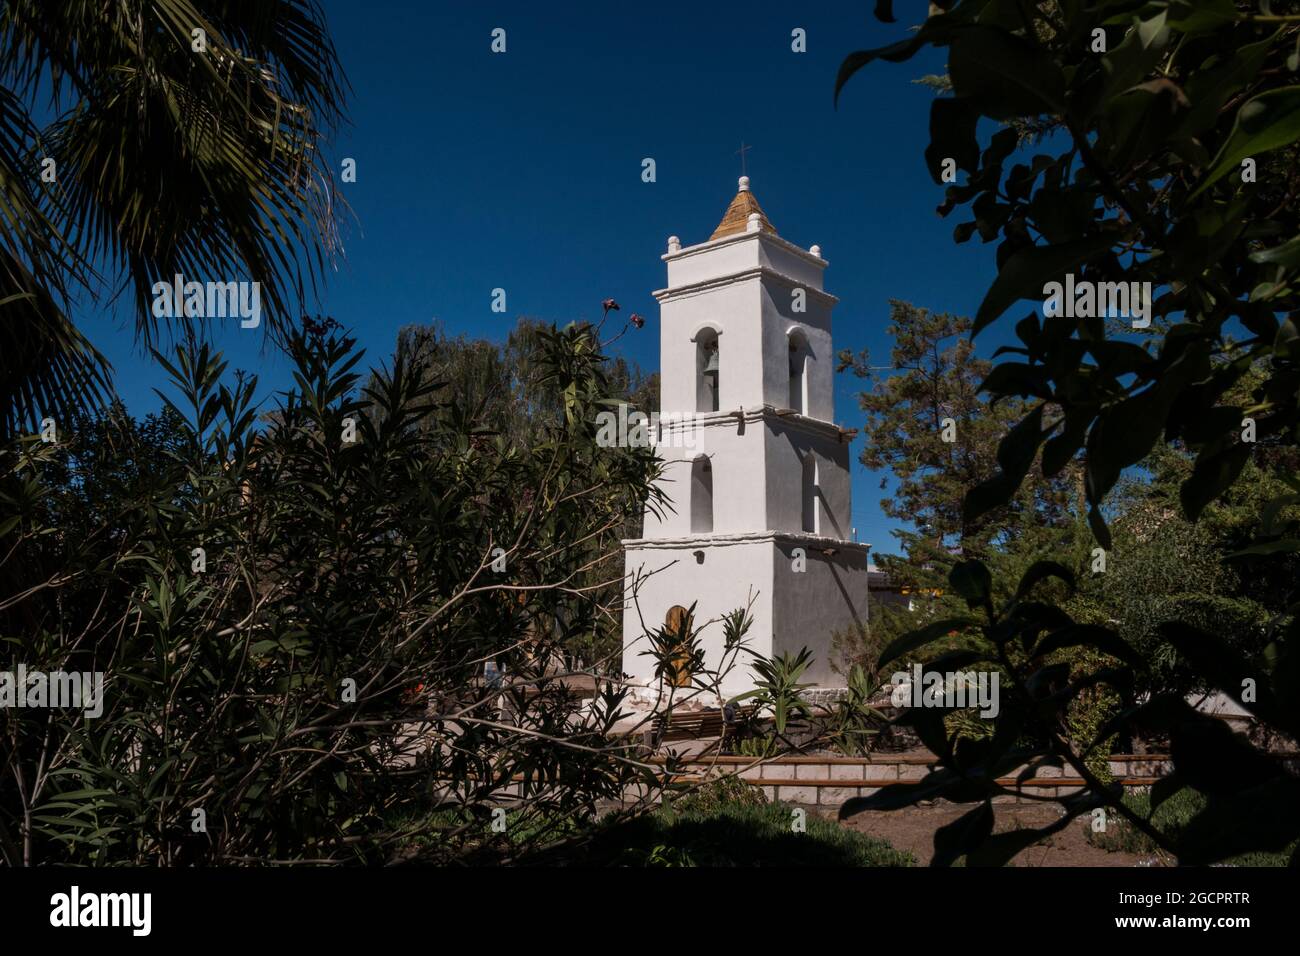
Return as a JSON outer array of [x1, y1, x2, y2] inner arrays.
[[835, 801, 1167, 867]]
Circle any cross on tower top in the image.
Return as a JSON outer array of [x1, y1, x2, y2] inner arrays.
[[735, 141, 753, 177]]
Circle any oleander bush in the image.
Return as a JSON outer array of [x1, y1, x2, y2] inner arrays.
[[0, 321, 681, 865]]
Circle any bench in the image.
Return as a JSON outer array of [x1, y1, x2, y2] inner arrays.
[[657, 710, 726, 742], [650, 704, 757, 747]]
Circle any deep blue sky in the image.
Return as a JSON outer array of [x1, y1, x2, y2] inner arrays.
[[91, 0, 1010, 557]]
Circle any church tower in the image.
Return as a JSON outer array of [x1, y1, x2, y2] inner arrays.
[[621, 177, 871, 699]]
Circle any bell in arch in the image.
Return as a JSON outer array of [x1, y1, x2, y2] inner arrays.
[[702, 347, 720, 373]]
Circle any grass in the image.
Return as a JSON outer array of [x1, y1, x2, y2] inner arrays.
[[575, 776, 915, 867], [1087, 787, 1295, 866], [589, 800, 914, 866], [388, 775, 914, 866]]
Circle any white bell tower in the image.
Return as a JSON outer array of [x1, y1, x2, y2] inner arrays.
[[621, 177, 871, 698]]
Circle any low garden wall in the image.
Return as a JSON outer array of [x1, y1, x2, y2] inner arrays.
[[439, 752, 1300, 809], [638, 752, 1300, 808]]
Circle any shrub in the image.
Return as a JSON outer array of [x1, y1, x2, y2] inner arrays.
[[0, 323, 677, 865], [584, 796, 915, 867], [1088, 789, 1295, 866], [666, 773, 766, 816]]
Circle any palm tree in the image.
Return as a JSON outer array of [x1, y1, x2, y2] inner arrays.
[[0, 0, 348, 438]]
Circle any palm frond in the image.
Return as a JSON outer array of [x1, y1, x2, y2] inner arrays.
[[0, 0, 349, 429]]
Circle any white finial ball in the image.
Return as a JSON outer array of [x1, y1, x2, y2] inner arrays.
[[667, 235, 681, 253], [746, 212, 761, 233], [810, 244, 822, 257], [738, 175, 750, 192]]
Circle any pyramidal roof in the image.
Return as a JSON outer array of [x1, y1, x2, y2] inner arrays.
[[709, 176, 776, 240]]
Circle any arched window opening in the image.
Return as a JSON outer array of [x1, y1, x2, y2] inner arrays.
[[691, 457, 714, 533], [788, 332, 808, 414], [696, 330, 720, 413], [801, 454, 818, 534]]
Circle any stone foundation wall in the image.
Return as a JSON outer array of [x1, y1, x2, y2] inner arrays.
[[438, 753, 1300, 808]]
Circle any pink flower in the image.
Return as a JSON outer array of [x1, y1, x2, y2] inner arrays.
[[630, 313, 645, 329], [602, 298, 620, 313]]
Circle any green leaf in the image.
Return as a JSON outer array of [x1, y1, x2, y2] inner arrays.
[[1085, 390, 1165, 503], [1024, 662, 1072, 698], [979, 362, 1052, 400], [836, 7, 967, 105], [31, 814, 99, 829], [963, 404, 1049, 523], [1263, 492, 1300, 534], [1176, 35, 1273, 140], [963, 472, 1018, 526], [878, 618, 979, 669], [897, 702, 959, 760], [836, 34, 934, 105], [38, 788, 117, 803], [1165, 0, 1238, 33], [1033, 623, 1141, 666], [1278, 316, 1300, 360], [1192, 87, 1300, 199], [1096, 10, 1171, 108], [1180, 442, 1252, 520], [949, 26, 1066, 119], [1249, 235, 1300, 269], [949, 559, 993, 607], [1226, 538, 1300, 558], [1015, 560, 1075, 599], [1158, 621, 1278, 727], [926, 97, 981, 183], [974, 236, 1117, 335], [1041, 412, 1086, 478]]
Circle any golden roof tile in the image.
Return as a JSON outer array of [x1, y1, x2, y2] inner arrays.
[[709, 176, 776, 240]]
